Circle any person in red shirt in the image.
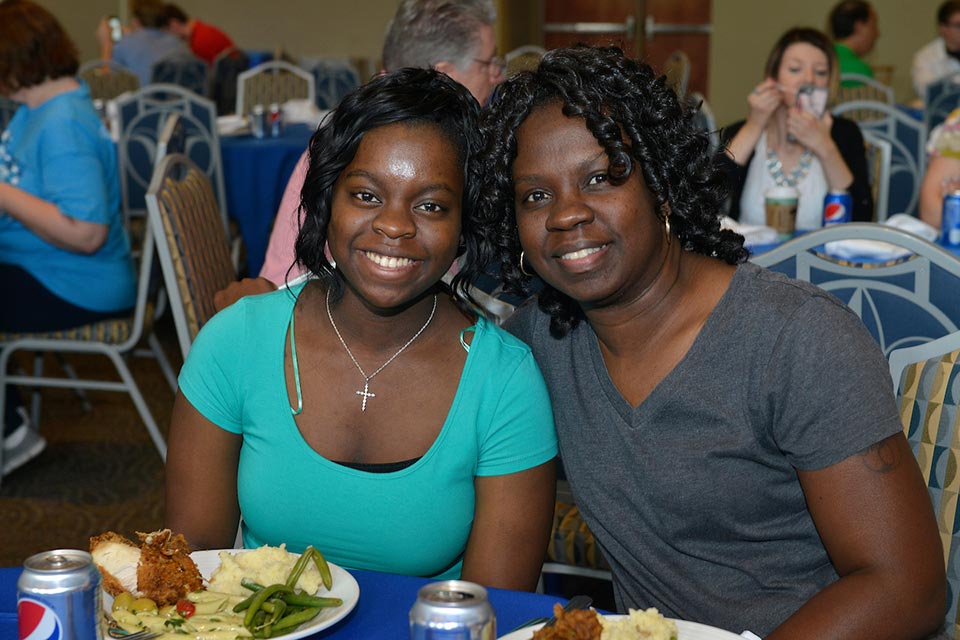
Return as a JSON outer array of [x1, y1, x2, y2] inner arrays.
[[160, 3, 234, 65]]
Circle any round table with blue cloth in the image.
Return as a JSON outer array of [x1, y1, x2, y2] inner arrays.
[[220, 122, 314, 276]]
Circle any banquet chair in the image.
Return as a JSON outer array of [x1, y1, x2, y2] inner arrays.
[[540, 480, 613, 590], [0, 220, 169, 485], [209, 47, 250, 115], [115, 84, 228, 240], [146, 154, 236, 361], [150, 53, 208, 98], [0, 97, 17, 131], [888, 329, 960, 636], [235, 61, 315, 117], [688, 91, 719, 154], [832, 101, 926, 216], [925, 72, 960, 133], [77, 59, 139, 102], [835, 74, 894, 124], [156, 112, 187, 163], [863, 131, 892, 222], [752, 223, 960, 358], [308, 58, 360, 110], [505, 45, 545, 77]]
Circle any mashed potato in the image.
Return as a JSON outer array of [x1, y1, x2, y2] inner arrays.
[[600, 608, 678, 640], [207, 544, 322, 596]]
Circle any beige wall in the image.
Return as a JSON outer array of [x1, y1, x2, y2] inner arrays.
[[33, 0, 940, 127], [710, 0, 941, 126]]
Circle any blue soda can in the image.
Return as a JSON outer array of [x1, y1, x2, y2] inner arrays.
[[410, 580, 495, 639], [17, 549, 103, 640], [942, 191, 960, 246], [822, 190, 852, 226]]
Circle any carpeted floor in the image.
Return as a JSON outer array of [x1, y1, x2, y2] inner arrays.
[[0, 315, 181, 568]]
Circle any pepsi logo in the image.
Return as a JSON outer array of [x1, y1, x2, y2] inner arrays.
[[18, 598, 62, 640], [824, 202, 847, 221]]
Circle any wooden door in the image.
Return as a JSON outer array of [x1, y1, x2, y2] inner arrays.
[[541, 0, 712, 98]]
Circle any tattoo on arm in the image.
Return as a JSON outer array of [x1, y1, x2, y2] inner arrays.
[[858, 435, 900, 474]]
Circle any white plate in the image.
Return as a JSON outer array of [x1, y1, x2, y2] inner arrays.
[[498, 615, 742, 640], [104, 548, 360, 640]]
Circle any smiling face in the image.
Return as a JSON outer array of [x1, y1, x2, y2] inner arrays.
[[774, 42, 831, 106], [327, 121, 463, 311], [511, 102, 667, 308]]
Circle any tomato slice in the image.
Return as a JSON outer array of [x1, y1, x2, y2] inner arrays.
[[175, 599, 196, 618]]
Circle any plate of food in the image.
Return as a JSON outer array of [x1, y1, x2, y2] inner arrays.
[[91, 529, 359, 640], [497, 606, 742, 640]]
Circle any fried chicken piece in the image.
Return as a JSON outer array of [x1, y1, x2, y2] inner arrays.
[[532, 603, 603, 640], [89, 531, 141, 597], [135, 529, 204, 606]]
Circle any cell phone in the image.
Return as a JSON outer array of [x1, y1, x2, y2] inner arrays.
[[795, 84, 828, 118], [108, 16, 122, 43]]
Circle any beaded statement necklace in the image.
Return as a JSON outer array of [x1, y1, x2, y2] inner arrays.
[[766, 146, 813, 188]]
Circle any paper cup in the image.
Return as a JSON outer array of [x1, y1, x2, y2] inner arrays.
[[764, 186, 799, 238]]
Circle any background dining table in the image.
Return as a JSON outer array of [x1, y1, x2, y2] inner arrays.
[[0, 565, 578, 639], [220, 122, 314, 276]]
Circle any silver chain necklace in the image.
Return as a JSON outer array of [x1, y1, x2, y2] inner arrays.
[[325, 289, 438, 412]]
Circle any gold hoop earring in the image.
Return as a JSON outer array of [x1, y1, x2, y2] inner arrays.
[[519, 250, 534, 277], [664, 215, 672, 245]]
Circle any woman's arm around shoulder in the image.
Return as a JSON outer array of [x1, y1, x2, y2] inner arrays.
[[768, 433, 945, 639], [164, 391, 243, 550]]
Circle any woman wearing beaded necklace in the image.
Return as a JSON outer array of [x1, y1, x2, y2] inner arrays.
[[164, 68, 557, 590], [720, 27, 873, 228]]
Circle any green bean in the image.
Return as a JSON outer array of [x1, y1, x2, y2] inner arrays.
[[280, 593, 343, 608], [285, 546, 315, 589], [233, 589, 259, 613], [241, 578, 265, 592], [310, 548, 334, 591], [243, 584, 293, 628], [270, 606, 323, 633]]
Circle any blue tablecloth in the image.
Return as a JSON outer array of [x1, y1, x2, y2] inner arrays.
[[220, 123, 314, 276], [0, 566, 576, 638]]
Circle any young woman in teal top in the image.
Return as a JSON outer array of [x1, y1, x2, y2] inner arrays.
[[165, 68, 558, 590]]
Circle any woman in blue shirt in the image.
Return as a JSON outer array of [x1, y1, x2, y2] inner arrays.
[[0, 1, 136, 475]]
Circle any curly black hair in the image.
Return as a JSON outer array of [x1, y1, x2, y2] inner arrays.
[[295, 67, 490, 304], [476, 45, 748, 337]]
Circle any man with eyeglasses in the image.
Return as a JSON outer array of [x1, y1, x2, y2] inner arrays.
[[912, 0, 960, 101], [382, 0, 504, 107]]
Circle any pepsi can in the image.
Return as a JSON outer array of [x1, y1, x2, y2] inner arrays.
[[250, 104, 266, 139], [410, 580, 495, 639], [822, 190, 852, 226], [942, 190, 960, 246], [17, 549, 102, 640]]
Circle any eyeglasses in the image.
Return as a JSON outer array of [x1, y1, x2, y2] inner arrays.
[[473, 54, 506, 76]]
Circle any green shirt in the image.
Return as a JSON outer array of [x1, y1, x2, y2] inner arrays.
[[834, 43, 874, 86]]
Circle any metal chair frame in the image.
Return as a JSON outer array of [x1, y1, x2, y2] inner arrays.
[[925, 72, 960, 133], [0, 222, 169, 485], [235, 61, 315, 116], [115, 84, 227, 234], [832, 100, 927, 216], [862, 130, 892, 222], [752, 223, 960, 358]]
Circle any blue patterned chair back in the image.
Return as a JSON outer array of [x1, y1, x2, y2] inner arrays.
[[753, 224, 960, 358], [210, 47, 250, 115], [309, 59, 360, 110], [150, 54, 208, 97], [892, 330, 960, 637]]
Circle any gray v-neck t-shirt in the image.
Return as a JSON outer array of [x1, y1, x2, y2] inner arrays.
[[506, 262, 902, 635]]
